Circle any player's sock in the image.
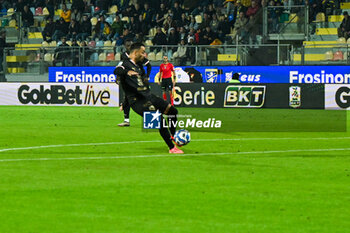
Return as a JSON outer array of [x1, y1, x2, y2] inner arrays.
[[163, 93, 167, 100], [124, 118, 129, 123], [124, 105, 130, 119], [170, 93, 174, 106], [159, 116, 175, 149], [167, 106, 178, 136]]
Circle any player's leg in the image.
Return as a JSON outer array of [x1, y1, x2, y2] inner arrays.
[[167, 79, 174, 106], [118, 97, 130, 127], [161, 79, 167, 101], [132, 97, 183, 153], [150, 95, 180, 146]]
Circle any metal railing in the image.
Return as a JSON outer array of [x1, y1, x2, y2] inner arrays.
[[263, 5, 309, 41], [292, 43, 350, 65], [2, 44, 292, 77]]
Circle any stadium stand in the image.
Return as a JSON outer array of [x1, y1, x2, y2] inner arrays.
[[1, 0, 350, 74]]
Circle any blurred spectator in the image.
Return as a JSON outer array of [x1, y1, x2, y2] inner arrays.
[[188, 16, 199, 30], [136, 14, 149, 36], [224, 0, 235, 16], [164, 15, 177, 32], [242, 15, 258, 44], [53, 37, 70, 66], [210, 14, 219, 32], [42, 17, 55, 41], [116, 28, 133, 46], [217, 15, 231, 42], [133, 3, 143, 18], [60, 4, 72, 23], [122, 5, 135, 17], [71, 8, 82, 23], [268, 0, 279, 33], [116, 0, 130, 12], [44, 0, 55, 18], [76, 14, 92, 41], [232, 11, 248, 39], [72, 0, 85, 13], [205, 4, 216, 18], [15, 0, 26, 13], [338, 11, 350, 39], [102, 21, 112, 40], [229, 73, 241, 83], [52, 18, 69, 41], [22, 5, 34, 28], [134, 33, 144, 43], [233, 0, 248, 24], [246, 0, 260, 17], [186, 36, 196, 64], [152, 27, 168, 51], [194, 28, 202, 44], [184, 67, 203, 82], [111, 15, 125, 40], [179, 26, 188, 40], [178, 12, 190, 28], [68, 19, 80, 40], [200, 13, 211, 29], [202, 26, 216, 44], [127, 16, 137, 33], [308, 0, 322, 21], [71, 39, 80, 66], [168, 27, 180, 56], [191, 5, 203, 16], [187, 27, 196, 41], [80, 41, 92, 65], [156, 3, 168, 26], [322, 0, 335, 22], [172, 1, 183, 21], [173, 39, 187, 65], [142, 3, 154, 26], [93, 14, 110, 40]]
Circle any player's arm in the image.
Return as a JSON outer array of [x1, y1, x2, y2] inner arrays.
[[158, 65, 163, 85], [171, 64, 176, 85], [114, 62, 128, 76], [144, 59, 152, 78]]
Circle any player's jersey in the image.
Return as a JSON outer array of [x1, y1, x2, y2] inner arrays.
[[160, 63, 174, 79], [114, 59, 150, 104], [122, 52, 150, 67]]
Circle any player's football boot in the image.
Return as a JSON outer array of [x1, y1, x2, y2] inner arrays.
[[169, 146, 184, 154], [118, 121, 130, 127], [171, 136, 183, 147]]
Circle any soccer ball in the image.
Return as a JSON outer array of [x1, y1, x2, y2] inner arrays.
[[174, 129, 191, 146]]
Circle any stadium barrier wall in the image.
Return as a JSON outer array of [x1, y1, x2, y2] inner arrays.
[[0, 83, 119, 107], [122, 83, 324, 109], [48, 66, 350, 84], [325, 85, 350, 110]]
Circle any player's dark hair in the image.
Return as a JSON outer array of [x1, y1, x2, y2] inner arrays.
[[129, 42, 145, 53]]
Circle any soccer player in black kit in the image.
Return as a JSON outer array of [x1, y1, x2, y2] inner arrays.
[[114, 43, 184, 154], [118, 39, 152, 127]]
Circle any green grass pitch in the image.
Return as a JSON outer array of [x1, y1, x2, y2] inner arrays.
[[0, 106, 349, 233]]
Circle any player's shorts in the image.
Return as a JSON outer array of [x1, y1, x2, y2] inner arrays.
[[161, 78, 173, 91], [130, 94, 170, 116]]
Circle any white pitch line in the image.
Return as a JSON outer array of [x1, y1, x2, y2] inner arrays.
[[0, 137, 349, 153], [0, 147, 349, 163]]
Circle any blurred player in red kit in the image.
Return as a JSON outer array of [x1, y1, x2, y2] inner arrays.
[[159, 55, 175, 106]]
